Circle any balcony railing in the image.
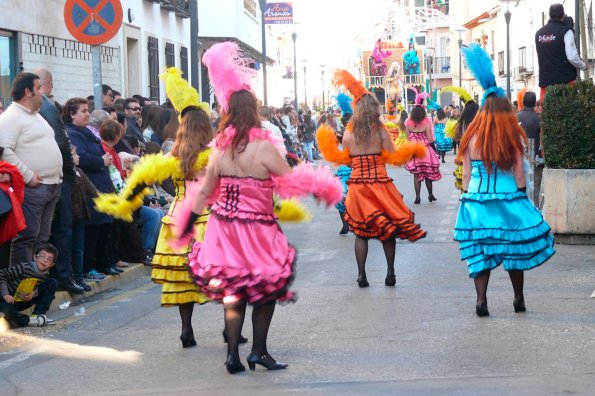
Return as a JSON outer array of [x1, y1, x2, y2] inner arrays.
[[144, 0, 189, 18], [364, 73, 425, 88], [424, 56, 450, 75]]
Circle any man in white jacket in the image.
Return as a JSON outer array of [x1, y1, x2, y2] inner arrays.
[[0, 72, 63, 266]]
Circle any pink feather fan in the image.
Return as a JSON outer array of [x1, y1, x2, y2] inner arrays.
[[202, 41, 256, 112], [273, 163, 343, 206]]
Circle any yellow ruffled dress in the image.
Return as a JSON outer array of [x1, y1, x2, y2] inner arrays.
[[151, 177, 210, 306]]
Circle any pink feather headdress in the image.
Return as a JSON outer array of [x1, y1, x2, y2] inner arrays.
[[409, 86, 429, 106], [202, 42, 256, 113]]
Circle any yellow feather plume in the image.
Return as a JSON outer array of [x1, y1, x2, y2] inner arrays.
[[316, 124, 351, 165], [385, 121, 398, 129], [274, 198, 311, 222], [441, 86, 473, 104], [94, 150, 211, 221], [160, 67, 210, 117], [445, 119, 458, 139], [380, 141, 426, 166]]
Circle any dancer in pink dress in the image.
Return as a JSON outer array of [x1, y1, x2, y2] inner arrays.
[[405, 94, 442, 204], [175, 42, 341, 375]]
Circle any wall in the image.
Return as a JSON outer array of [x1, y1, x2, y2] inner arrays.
[[119, 0, 191, 102], [0, 0, 120, 104]]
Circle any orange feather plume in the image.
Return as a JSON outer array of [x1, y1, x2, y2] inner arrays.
[[315, 124, 351, 165], [517, 88, 527, 110], [332, 69, 369, 104], [380, 141, 427, 166]]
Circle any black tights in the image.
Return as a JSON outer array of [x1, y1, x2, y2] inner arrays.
[[413, 178, 434, 200], [224, 300, 276, 360], [473, 269, 524, 304], [178, 302, 194, 335], [354, 236, 397, 279]]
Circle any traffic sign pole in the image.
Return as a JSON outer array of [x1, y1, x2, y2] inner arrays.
[[92, 45, 103, 111]]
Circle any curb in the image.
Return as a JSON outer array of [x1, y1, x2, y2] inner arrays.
[[27, 263, 152, 316]]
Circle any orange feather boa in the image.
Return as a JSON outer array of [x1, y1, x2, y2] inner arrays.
[[316, 124, 426, 166]]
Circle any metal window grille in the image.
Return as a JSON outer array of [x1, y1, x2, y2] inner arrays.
[[498, 51, 505, 76], [518, 46, 527, 72], [148, 36, 160, 101], [180, 46, 188, 80], [165, 42, 175, 68]]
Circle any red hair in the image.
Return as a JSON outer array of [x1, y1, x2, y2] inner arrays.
[[218, 90, 261, 154], [456, 96, 527, 172]]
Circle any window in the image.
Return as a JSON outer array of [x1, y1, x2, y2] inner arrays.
[[180, 46, 188, 80], [0, 31, 16, 106], [165, 42, 175, 68], [498, 51, 505, 76], [244, 0, 257, 17], [518, 46, 527, 72], [148, 36, 160, 101]]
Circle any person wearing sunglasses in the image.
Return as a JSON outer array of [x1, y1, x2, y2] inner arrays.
[[123, 98, 145, 143]]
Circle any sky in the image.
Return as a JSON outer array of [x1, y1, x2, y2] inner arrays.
[[275, 0, 396, 70]]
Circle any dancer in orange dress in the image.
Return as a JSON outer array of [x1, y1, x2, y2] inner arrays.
[[317, 70, 427, 288]]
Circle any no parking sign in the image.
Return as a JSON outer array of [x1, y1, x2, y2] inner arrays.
[[64, 0, 123, 45]]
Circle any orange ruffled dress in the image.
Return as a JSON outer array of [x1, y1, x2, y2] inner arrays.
[[344, 153, 427, 241]]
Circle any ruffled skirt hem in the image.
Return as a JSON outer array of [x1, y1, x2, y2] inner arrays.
[[188, 242, 297, 306]]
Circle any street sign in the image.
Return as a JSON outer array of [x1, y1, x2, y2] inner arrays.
[[263, 2, 293, 24], [64, 0, 123, 45]]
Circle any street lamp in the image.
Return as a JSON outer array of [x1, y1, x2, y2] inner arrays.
[[303, 62, 308, 109], [321, 67, 325, 110], [455, 27, 466, 88], [291, 31, 298, 109], [425, 47, 435, 97], [258, 0, 268, 105], [500, 0, 517, 100]]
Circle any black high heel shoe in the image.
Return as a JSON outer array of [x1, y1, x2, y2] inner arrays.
[[385, 274, 396, 286], [222, 330, 248, 344], [428, 195, 437, 202], [513, 298, 526, 313], [414, 197, 421, 204], [225, 354, 246, 374], [247, 352, 288, 371], [475, 303, 489, 317], [180, 331, 197, 348], [357, 274, 369, 288]]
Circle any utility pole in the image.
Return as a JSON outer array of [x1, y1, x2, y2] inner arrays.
[[189, 0, 199, 90]]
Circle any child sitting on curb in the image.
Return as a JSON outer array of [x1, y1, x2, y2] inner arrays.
[[0, 243, 59, 327]]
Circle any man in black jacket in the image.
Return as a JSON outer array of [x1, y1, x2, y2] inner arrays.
[[35, 68, 85, 294], [123, 98, 145, 142], [517, 91, 542, 203], [535, 3, 587, 102]]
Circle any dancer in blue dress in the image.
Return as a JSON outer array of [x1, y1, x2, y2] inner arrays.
[[453, 43, 555, 317], [433, 108, 451, 163]]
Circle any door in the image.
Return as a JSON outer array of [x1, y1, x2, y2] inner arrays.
[[0, 31, 17, 108]]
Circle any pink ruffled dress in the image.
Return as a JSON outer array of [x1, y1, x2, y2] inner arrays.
[[405, 118, 442, 182], [188, 176, 296, 305]]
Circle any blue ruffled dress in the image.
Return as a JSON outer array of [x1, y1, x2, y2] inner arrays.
[[434, 123, 452, 152], [335, 165, 351, 214], [454, 160, 555, 277]]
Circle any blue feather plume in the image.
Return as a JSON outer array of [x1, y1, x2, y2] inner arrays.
[[427, 99, 441, 111], [461, 43, 497, 91], [336, 92, 353, 115]]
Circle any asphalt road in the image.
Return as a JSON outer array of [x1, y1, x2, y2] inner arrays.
[[1, 154, 594, 396]]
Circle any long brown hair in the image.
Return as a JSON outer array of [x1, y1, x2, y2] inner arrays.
[[456, 96, 527, 172], [218, 90, 261, 154], [171, 108, 213, 179], [350, 94, 384, 144]]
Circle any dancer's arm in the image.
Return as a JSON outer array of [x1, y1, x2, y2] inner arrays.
[[513, 151, 526, 191], [381, 129, 395, 153], [261, 140, 292, 177], [191, 150, 220, 215], [462, 149, 471, 192]]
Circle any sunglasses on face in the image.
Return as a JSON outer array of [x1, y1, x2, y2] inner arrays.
[[127, 107, 141, 111]]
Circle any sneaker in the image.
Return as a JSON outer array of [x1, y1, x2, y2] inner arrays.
[[144, 249, 155, 267], [29, 314, 56, 326], [116, 260, 130, 268], [74, 279, 92, 292], [84, 269, 107, 280]]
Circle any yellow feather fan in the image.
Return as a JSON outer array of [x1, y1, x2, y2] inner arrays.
[[380, 141, 426, 166], [316, 124, 351, 165], [441, 86, 473, 104], [160, 67, 210, 118], [445, 119, 458, 139], [94, 150, 211, 221], [385, 121, 398, 129], [274, 198, 311, 222]]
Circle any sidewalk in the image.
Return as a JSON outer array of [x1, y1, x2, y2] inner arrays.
[[32, 263, 151, 316]]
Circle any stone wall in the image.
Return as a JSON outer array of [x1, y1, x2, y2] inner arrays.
[[20, 33, 121, 104]]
